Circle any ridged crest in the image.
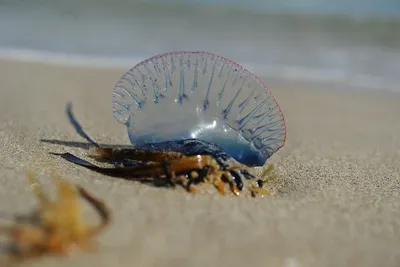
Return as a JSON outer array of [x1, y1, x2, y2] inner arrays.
[[112, 51, 286, 166]]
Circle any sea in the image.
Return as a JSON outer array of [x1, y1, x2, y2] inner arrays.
[[1, 0, 400, 92]]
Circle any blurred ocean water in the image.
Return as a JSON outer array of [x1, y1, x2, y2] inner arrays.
[[0, 0, 399, 91]]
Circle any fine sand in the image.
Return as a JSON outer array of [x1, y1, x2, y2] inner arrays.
[[0, 59, 399, 267]]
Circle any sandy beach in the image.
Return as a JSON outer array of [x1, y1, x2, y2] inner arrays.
[[0, 58, 399, 267]]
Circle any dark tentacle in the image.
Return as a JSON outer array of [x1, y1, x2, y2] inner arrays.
[[229, 170, 244, 191], [52, 152, 166, 180], [51, 152, 138, 177], [90, 147, 183, 163], [240, 169, 256, 180], [66, 102, 100, 148]]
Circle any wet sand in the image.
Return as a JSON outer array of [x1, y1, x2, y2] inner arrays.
[[0, 59, 399, 267]]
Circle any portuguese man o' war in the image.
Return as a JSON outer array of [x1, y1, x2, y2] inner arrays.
[[56, 51, 286, 197]]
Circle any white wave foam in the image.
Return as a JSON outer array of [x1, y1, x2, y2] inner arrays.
[[0, 47, 144, 69], [0, 47, 399, 93]]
